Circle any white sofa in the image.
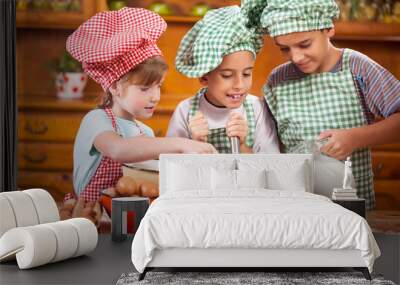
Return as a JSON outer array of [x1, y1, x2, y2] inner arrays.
[[0, 189, 97, 269]]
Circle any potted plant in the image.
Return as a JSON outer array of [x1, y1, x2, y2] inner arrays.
[[49, 51, 87, 99], [190, 2, 210, 17], [50, 0, 72, 12], [108, 0, 127, 11]]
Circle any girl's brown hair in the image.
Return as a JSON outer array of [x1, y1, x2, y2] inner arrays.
[[99, 56, 168, 108]]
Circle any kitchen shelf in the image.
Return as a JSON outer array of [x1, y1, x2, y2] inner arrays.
[[18, 94, 189, 113], [334, 21, 400, 42], [17, 6, 400, 42], [16, 0, 97, 29], [18, 95, 97, 111], [162, 15, 201, 23]]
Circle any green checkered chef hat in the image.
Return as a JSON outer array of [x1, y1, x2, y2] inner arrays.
[[240, 0, 269, 31], [175, 5, 264, 78], [260, 0, 340, 37]]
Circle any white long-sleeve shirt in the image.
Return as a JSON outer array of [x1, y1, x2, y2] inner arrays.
[[166, 94, 280, 153]]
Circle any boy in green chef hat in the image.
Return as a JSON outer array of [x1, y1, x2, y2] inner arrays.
[[167, 6, 280, 154], [242, 0, 400, 209]]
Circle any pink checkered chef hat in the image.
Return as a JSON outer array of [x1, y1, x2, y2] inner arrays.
[[67, 7, 167, 91]]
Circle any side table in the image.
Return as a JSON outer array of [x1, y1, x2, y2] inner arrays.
[[112, 197, 149, 242], [332, 198, 366, 218]]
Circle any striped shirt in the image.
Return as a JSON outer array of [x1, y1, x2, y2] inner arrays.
[[266, 49, 400, 123]]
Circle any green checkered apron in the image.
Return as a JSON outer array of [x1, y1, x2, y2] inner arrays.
[[189, 88, 256, 153], [264, 49, 375, 209]]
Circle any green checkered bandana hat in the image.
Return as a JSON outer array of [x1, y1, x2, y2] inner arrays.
[[259, 0, 340, 37], [175, 5, 264, 78]]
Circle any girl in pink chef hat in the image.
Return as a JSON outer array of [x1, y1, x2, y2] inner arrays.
[[62, 8, 216, 221]]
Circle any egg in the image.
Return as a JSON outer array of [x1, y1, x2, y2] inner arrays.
[[101, 187, 117, 198], [139, 181, 159, 198], [116, 176, 138, 196]]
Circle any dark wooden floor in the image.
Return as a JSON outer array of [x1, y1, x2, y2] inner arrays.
[[0, 235, 134, 285]]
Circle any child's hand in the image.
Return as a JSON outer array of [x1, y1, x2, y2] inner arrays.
[[189, 111, 209, 142], [177, 138, 218, 154], [59, 198, 76, 220], [226, 112, 248, 145], [318, 129, 358, 160], [71, 198, 101, 226]]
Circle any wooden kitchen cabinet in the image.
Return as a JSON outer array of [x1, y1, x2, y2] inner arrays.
[[19, 112, 83, 142], [19, 142, 74, 170], [372, 144, 400, 210], [17, 98, 93, 200], [17, 170, 74, 202], [16, 1, 400, 205]]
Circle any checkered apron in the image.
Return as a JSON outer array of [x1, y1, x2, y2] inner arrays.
[[264, 49, 375, 209], [64, 108, 123, 202], [188, 88, 256, 153], [80, 108, 123, 202]]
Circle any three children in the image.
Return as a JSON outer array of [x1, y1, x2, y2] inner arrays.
[[67, 2, 399, 212]]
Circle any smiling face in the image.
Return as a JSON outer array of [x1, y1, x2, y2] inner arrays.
[[274, 29, 338, 74], [200, 50, 255, 109]]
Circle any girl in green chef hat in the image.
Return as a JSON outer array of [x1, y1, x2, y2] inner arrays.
[[167, 6, 280, 154], [242, 0, 400, 209]]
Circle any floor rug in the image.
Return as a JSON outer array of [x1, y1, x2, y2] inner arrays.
[[117, 271, 395, 285]]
